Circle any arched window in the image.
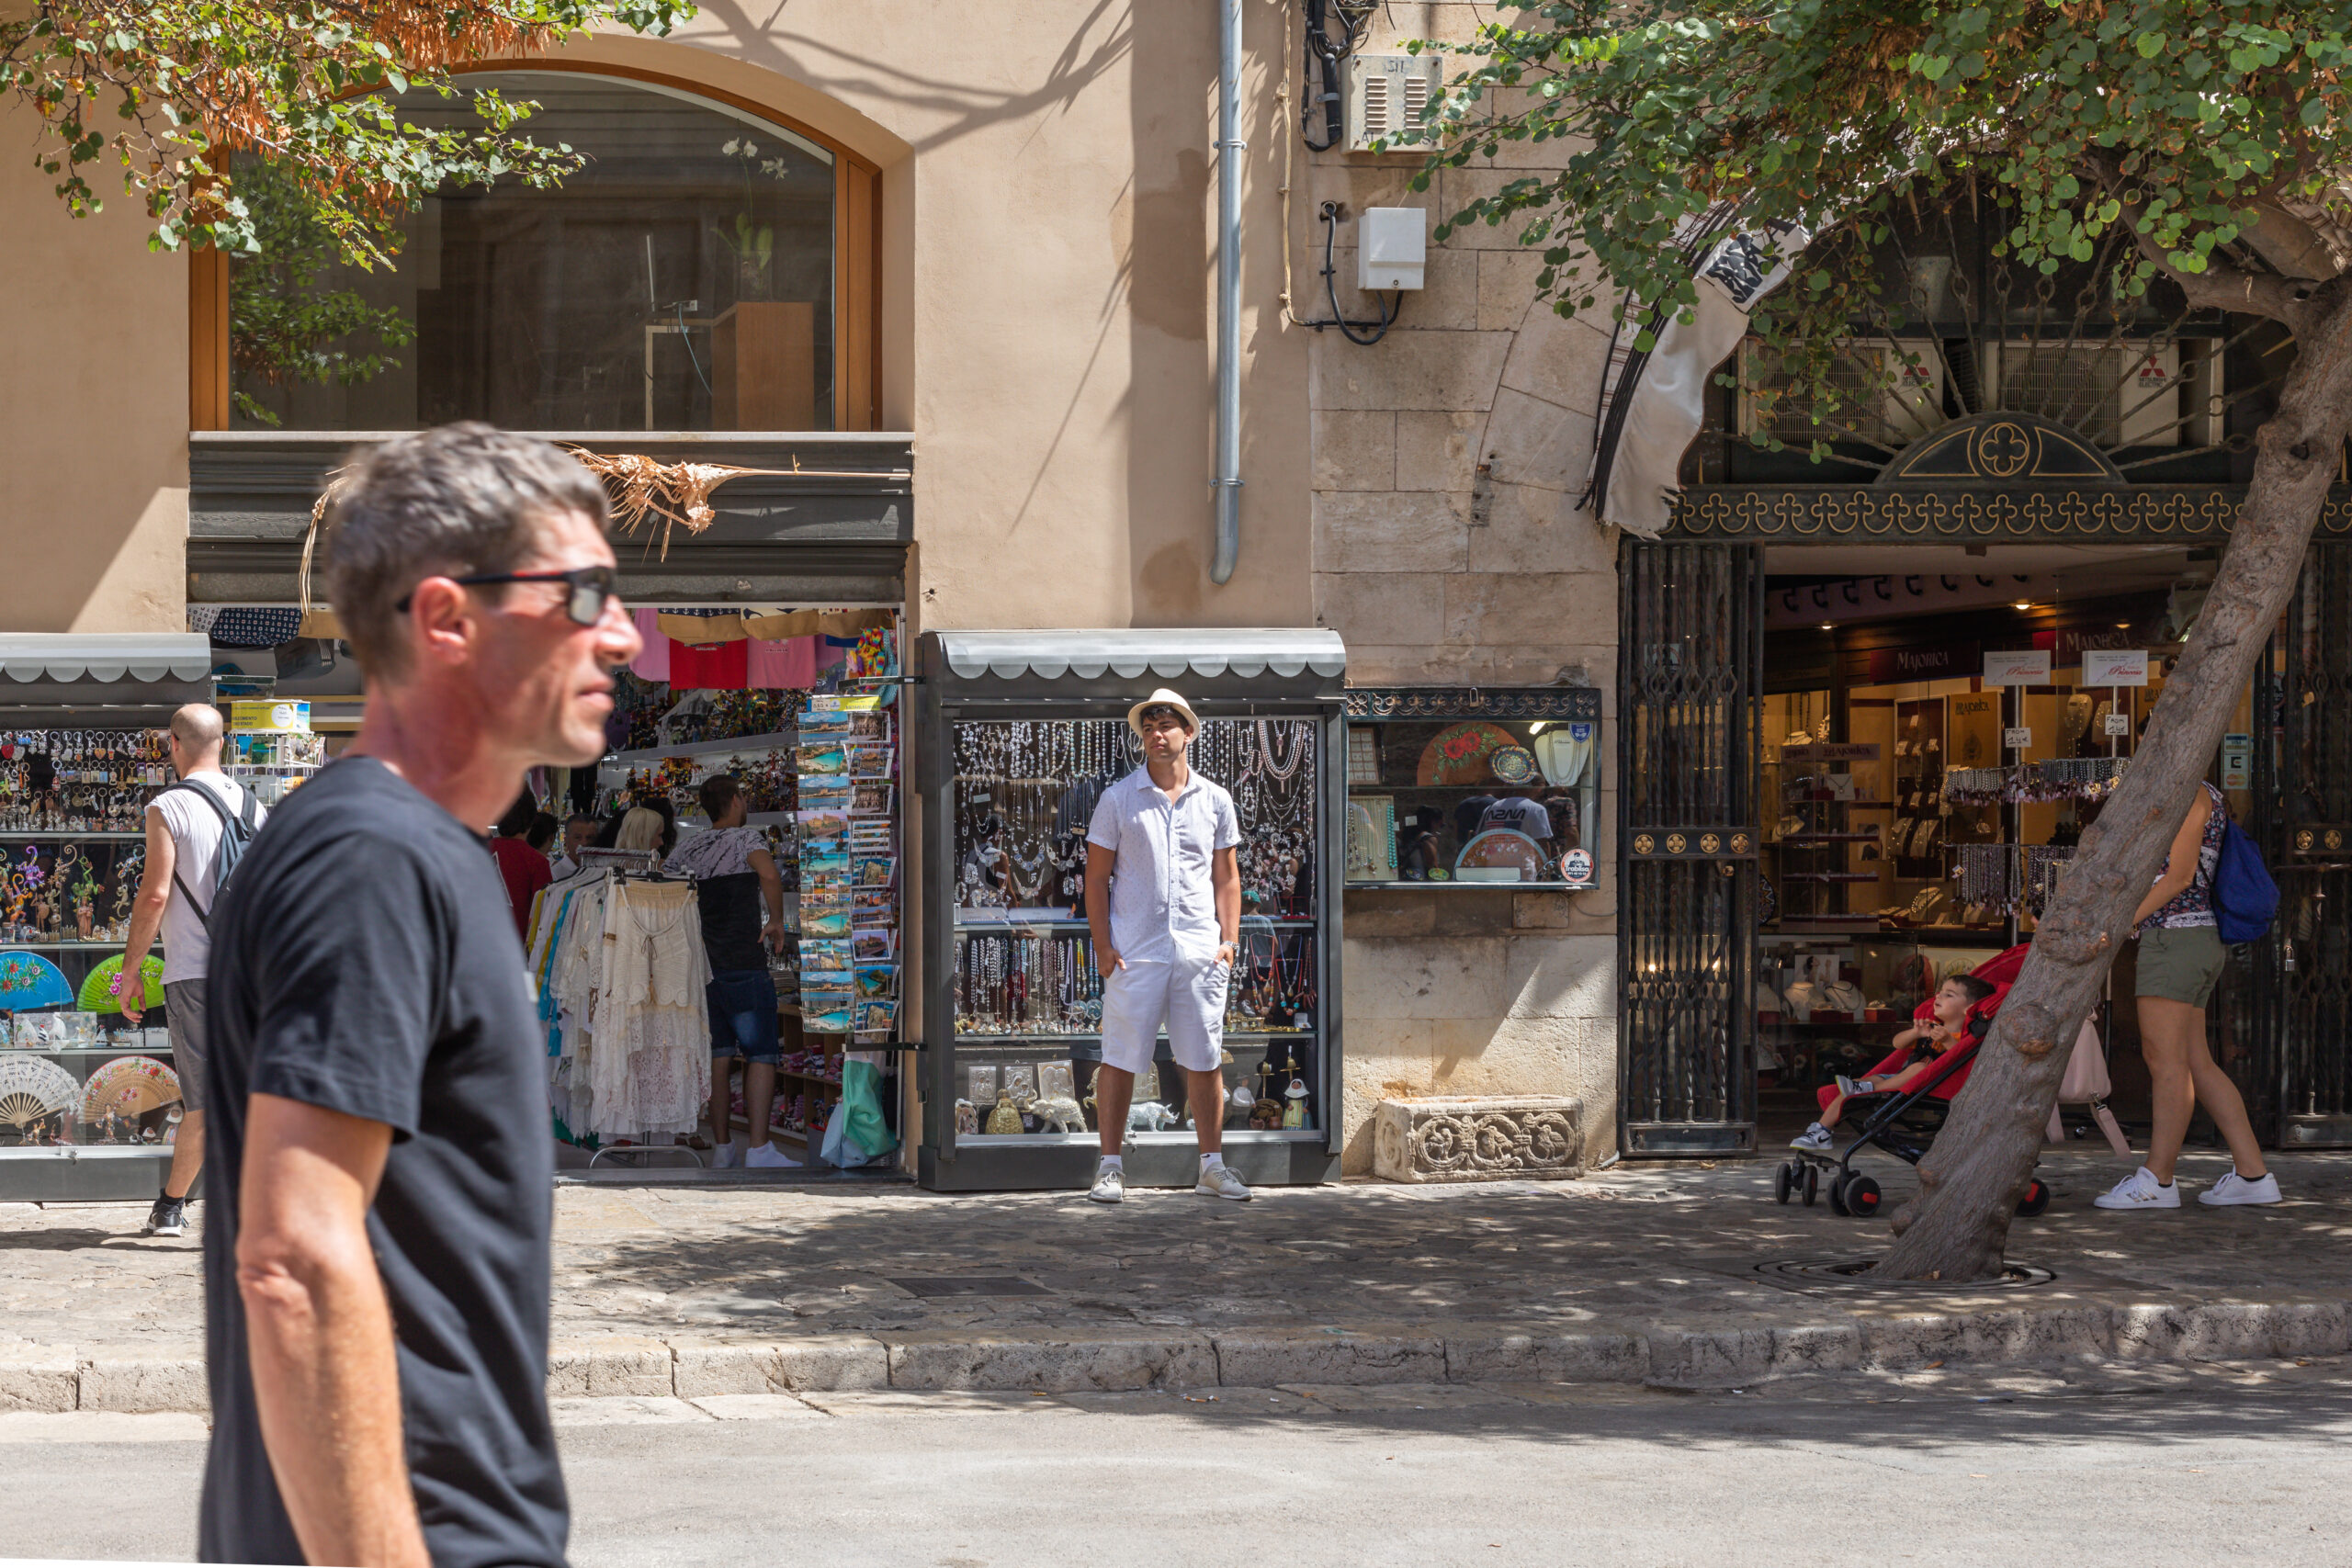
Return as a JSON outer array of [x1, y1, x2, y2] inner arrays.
[[225, 70, 869, 433]]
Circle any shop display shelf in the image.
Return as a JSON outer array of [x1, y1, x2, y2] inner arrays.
[[955, 913, 1316, 929], [0, 831, 148, 841], [949, 1031, 1316, 1044], [0, 941, 144, 951], [600, 729, 799, 767], [0, 1044, 171, 1057], [1780, 832, 1883, 844], [1783, 872, 1883, 883]]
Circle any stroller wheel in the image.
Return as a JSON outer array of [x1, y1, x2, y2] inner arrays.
[[1826, 1168, 1849, 1215], [1801, 1162, 1820, 1207], [1843, 1174, 1882, 1217], [1774, 1162, 1795, 1205], [2015, 1179, 2051, 1218]]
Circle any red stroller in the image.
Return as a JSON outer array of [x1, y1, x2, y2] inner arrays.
[[1775, 943, 2053, 1220]]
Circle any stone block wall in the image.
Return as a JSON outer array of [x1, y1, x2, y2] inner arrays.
[[1301, 7, 1623, 1170]]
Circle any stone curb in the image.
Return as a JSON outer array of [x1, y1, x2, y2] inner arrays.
[[28, 1297, 2351, 1415]]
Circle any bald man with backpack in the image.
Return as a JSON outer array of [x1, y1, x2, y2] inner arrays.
[[117, 703, 267, 1237]]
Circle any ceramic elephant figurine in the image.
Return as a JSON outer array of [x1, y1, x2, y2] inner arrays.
[[1029, 1095, 1087, 1134]]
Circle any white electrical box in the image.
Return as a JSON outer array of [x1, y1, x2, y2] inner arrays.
[[1344, 52, 1443, 152], [1357, 207, 1427, 291]]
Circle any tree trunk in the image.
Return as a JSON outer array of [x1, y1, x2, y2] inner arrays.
[[1872, 287, 2352, 1282]]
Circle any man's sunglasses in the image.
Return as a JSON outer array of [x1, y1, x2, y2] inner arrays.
[[395, 565, 620, 626]]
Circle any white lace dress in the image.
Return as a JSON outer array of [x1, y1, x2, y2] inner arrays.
[[584, 879, 711, 1139]]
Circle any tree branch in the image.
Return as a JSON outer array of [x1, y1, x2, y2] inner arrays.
[[2082, 151, 2321, 334]]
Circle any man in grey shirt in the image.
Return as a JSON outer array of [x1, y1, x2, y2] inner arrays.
[[119, 702, 266, 1238]]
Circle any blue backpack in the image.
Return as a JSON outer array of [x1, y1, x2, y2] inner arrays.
[[2207, 810, 2279, 946]]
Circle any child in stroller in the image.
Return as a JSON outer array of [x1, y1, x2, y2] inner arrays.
[[1788, 973, 1996, 1153]]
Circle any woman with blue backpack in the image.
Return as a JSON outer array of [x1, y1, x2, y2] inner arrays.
[[2095, 779, 2282, 1211]]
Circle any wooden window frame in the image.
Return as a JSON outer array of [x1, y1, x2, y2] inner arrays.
[[189, 61, 882, 434]]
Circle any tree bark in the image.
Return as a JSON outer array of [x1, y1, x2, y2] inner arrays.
[[1871, 280, 2352, 1282]]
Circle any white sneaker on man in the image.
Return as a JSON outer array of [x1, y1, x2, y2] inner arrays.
[[1089, 1160, 1125, 1204], [2198, 1169, 2281, 1206], [1194, 1163, 1252, 1201], [2093, 1166, 2180, 1210]]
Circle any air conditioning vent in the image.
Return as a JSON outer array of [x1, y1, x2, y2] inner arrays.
[[1343, 53, 1444, 153]]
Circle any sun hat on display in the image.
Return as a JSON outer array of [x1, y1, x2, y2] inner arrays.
[[1126, 687, 1199, 736]]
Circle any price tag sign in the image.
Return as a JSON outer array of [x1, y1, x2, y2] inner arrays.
[[2003, 727, 2033, 750], [2222, 732, 2252, 790], [2083, 649, 2150, 686], [1983, 649, 2052, 685], [2103, 711, 2132, 737]]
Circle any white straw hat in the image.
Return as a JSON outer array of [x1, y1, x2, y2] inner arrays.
[[1126, 687, 1199, 736]]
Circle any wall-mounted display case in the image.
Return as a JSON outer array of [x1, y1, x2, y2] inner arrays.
[[916, 629, 1347, 1191], [1341, 687, 1603, 889]]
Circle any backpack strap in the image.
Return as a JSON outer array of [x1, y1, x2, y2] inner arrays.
[[160, 778, 235, 929]]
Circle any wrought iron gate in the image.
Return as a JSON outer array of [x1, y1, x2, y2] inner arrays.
[[2268, 545, 2352, 1146], [1618, 541, 1764, 1154]]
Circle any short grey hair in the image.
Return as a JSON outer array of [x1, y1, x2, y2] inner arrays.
[[322, 423, 609, 677]]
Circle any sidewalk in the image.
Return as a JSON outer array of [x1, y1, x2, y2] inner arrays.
[[5, 1145, 2348, 1413]]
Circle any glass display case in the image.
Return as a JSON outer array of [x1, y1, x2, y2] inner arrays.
[[917, 629, 1347, 1190], [1341, 687, 1602, 889]]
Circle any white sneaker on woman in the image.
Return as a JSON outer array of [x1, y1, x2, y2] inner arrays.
[[2197, 1170, 2281, 1206], [2093, 1166, 2180, 1210]]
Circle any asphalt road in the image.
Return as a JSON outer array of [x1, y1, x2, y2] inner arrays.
[[7, 1366, 2346, 1567]]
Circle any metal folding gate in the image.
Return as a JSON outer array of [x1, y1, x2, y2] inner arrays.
[[1617, 541, 1764, 1155], [2268, 546, 2352, 1145]]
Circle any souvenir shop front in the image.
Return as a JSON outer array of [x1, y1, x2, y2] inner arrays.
[[914, 629, 1348, 1191], [0, 634, 223, 1201], [189, 430, 919, 1176], [1621, 450, 2352, 1157]]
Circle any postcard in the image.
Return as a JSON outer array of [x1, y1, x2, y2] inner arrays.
[[795, 744, 848, 776], [854, 854, 897, 888], [854, 963, 897, 1000], [851, 927, 895, 961]]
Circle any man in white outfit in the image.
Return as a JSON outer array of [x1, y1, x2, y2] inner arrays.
[[1082, 688, 1248, 1202]]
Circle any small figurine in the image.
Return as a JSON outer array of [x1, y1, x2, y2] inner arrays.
[[984, 1097, 1024, 1136], [1125, 1100, 1180, 1133], [1282, 1077, 1310, 1130], [953, 1098, 979, 1136]]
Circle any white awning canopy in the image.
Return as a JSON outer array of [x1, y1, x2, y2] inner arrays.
[[934, 628, 1346, 682], [0, 634, 214, 684]]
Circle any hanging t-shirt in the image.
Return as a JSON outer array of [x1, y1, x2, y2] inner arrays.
[[744, 634, 816, 690], [628, 609, 671, 682], [488, 834, 553, 939], [668, 635, 748, 691], [198, 758, 565, 1568]]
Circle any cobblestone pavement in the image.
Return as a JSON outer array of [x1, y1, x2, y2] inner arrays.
[[5, 1145, 2350, 1410]]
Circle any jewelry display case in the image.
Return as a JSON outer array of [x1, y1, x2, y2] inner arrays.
[[1341, 688, 1603, 889], [916, 629, 1348, 1191]]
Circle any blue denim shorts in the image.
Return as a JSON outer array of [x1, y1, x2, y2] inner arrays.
[[707, 968, 782, 1064]]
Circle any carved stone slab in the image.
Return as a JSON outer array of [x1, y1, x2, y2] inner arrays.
[[1371, 1096, 1586, 1184]]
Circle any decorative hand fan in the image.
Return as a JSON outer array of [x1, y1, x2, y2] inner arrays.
[[79, 954, 164, 1014], [80, 1055, 181, 1122], [0, 1055, 79, 1128], [1415, 722, 1518, 785], [0, 951, 72, 1010], [1453, 829, 1548, 881]]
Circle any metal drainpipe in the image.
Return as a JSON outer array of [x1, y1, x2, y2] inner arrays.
[[1209, 0, 1245, 584]]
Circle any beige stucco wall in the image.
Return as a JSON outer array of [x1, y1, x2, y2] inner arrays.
[[0, 119, 188, 632], [1298, 6, 1623, 1170]]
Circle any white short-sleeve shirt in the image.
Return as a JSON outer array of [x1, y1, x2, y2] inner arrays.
[[150, 771, 266, 985], [1086, 766, 1240, 964]]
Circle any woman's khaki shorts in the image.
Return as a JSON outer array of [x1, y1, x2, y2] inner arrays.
[[2137, 924, 2227, 1008]]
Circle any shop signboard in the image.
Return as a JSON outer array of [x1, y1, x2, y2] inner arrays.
[[1777, 742, 1881, 763], [2082, 649, 2150, 686], [2058, 626, 2144, 665], [1983, 649, 2051, 685], [1867, 642, 1979, 682]]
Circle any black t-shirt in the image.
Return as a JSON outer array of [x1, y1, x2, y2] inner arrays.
[[198, 757, 567, 1568]]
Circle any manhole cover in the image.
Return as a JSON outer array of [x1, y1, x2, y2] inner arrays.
[[888, 1276, 1053, 1298], [1755, 1258, 2055, 1291]]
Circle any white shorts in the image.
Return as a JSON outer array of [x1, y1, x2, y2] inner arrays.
[[1099, 951, 1229, 1075]]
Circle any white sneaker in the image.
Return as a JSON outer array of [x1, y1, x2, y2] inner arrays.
[[1089, 1161, 1125, 1204], [745, 1142, 797, 1169], [709, 1140, 741, 1170], [1790, 1124, 1833, 1152], [1194, 1164, 1252, 1201], [2198, 1169, 2281, 1206], [2094, 1167, 2181, 1210]]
